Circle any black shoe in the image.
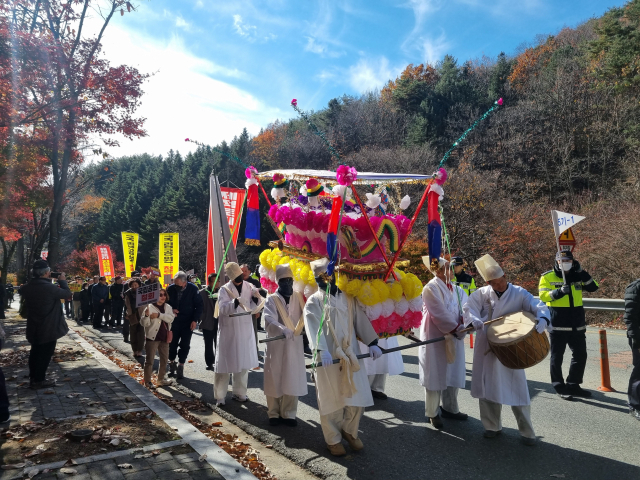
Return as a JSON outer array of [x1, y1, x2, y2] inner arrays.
[[371, 390, 388, 399], [123, 337, 130, 343], [177, 364, 184, 380], [555, 384, 574, 400], [30, 379, 56, 390], [631, 408, 640, 421], [304, 346, 313, 356], [282, 418, 298, 427], [269, 417, 281, 426], [430, 415, 444, 429], [169, 362, 177, 377], [440, 407, 468, 420], [206, 365, 214, 371], [567, 384, 592, 398]]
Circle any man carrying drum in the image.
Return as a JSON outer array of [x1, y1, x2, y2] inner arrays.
[[463, 254, 551, 446]]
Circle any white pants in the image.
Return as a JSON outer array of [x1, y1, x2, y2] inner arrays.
[[320, 406, 364, 445], [213, 370, 249, 401], [266, 395, 298, 419], [479, 398, 535, 439], [425, 386, 459, 418], [368, 374, 386, 393]]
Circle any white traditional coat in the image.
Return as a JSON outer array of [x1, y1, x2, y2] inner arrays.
[[263, 292, 308, 398], [419, 277, 468, 391], [463, 284, 550, 406], [215, 280, 260, 374], [358, 336, 404, 375], [303, 290, 379, 415]]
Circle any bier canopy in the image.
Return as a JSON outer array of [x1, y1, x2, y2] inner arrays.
[[257, 169, 434, 186]]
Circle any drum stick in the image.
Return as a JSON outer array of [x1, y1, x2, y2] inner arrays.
[[306, 317, 503, 369]]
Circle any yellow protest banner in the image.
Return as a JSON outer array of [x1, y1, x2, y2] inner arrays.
[[121, 232, 139, 278], [159, 233, 179, 286]]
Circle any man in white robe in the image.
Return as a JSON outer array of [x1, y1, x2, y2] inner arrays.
[[419, 256, 468, 430], [304, 258, 382, 456], [213, 262, 264, 406], [263, 264, 308, 426], [463, 254, 551, 446]]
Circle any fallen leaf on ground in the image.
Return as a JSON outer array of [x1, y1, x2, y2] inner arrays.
[[198, 454, 207, 462], [60, 467, 77, 474], [211, 422, 222, 427], [187, 360, 194, 363], [134, 453, 153, 459], [43, 390, 55, 394], [110, 439, 120, 446], [63, 459, 78, 467], [44, 437, 60, 443], [174, 468, 189, 473], [117, 463, 133, 469]]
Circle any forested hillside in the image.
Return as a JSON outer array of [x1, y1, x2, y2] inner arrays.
[[72, 1, 640, 301]]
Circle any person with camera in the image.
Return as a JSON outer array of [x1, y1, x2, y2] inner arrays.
[[18, 260, 71, 389]]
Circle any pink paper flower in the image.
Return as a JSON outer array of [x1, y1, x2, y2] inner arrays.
[[336, 165, 358, 186], [291, 99, 297, 106], [434, 167, 448, 186], [185, 138, 189, 142], [497, 98, 503, 106], [245, 166, 258, 179]]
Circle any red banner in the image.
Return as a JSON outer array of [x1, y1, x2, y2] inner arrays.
[[96, 245, 115, 282], [220, 187, 245, 246]]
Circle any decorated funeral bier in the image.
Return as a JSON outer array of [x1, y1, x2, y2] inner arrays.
[[245, 167, 449, 338]]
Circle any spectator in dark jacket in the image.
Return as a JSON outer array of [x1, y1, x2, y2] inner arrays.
[[166, 271, 203, 379], [625, 278, 640, 421], [87, 276, 98, 323], [110, 277, 125, 328], [18, 260, 71, 389], [91, 277, 109, 328], [200, 273, 221, 371], [79, 283, 91, 323]]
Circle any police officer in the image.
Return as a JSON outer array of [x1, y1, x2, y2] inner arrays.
[[451, 257, 477, 296], [539, 251, 599, 399]]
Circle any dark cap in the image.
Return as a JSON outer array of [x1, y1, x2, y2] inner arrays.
[[33, 259, 49, 270], [555, 251, 574, 261], [451, 256, 464, 266]]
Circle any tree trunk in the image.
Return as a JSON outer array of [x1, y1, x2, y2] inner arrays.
[[16, 236, 24, 272], [0, 239, 17, 285]]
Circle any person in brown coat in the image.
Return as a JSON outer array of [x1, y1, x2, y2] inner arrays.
[[124, 279, 145, 357]]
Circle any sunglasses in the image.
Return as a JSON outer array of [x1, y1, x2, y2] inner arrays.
[[159, 293, 166, 297]]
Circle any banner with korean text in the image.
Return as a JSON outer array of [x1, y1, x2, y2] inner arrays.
[[220, 187, 245, 246], [159, 233, 179, 286], [96, 245, 115, 282], [121, 232, 139, 278]]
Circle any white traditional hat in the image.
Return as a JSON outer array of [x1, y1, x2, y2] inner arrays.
[[474, 254, 504, 282], [422, 256, 447, 274], [275, 264, 293, 282], [225, 262, 242, 280], [310, 257, 330, 277]]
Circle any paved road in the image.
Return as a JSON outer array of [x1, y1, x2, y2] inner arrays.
[[90, 321, 638, 480]]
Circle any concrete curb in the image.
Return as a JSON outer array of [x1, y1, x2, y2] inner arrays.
[[68, 330, 256, 480]]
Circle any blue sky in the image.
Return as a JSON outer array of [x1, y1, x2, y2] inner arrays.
[[96, 0, 625, 158]]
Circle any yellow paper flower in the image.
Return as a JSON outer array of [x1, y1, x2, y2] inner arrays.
[[259, 249, 271, 267], [345, 279, 363, 297], [371, 279, 389, 302], [336, 274, 348, 292], [357, 281, 380, 306], [389, 282, 404, 302]]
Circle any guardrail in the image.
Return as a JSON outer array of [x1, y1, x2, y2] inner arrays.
[[534, 297, 625, 312]]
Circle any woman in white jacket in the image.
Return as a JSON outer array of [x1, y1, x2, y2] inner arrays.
[[141, 289, 175, 389]]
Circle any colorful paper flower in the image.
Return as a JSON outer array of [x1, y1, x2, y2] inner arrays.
[[497, 98, 503, 106], [305, 178, 324, 196], [336, 165, 357, 186], [245, 166, 258, 179], [291, 99, 297, 106]]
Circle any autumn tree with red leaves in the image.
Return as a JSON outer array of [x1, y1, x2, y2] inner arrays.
[[0, 0, 148, 270]]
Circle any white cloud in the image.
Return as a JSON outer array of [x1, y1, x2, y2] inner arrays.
[[305, 37, 326, 55], [175, 16, 190, 29], [233, 14, 257, 40], [348, 57, 395, 93], [92, 24, 286, 159], [422, 32, 450, 64]]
